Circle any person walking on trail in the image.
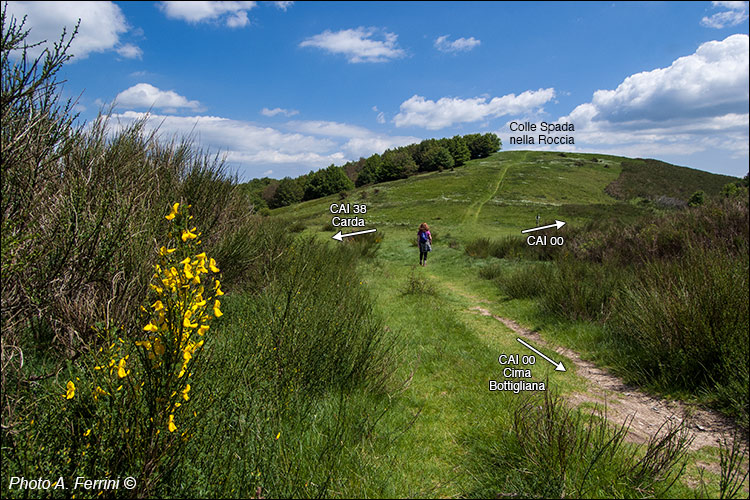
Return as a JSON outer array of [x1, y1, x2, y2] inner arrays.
[[417, 222, 432, 266]]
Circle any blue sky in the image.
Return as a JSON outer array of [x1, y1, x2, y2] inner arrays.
[[6, 1, 749, 180]]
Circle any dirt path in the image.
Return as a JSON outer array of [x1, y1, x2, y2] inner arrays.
[[463, 162, 510, 224], [469, 306, 742, 451]]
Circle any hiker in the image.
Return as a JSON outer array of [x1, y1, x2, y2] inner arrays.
[[417, 222, 432, 266]]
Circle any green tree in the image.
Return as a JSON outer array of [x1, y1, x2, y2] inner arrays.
[[379, 148, 416, 181], [355, 154, 382, 187], [447, 135, 471, 166], [304, 165, 354, 200], [688, 190, 705, 207], [464, 132, 502, 159], [422, 146, 454, 171], [414, 139, 438, 170], [270, 177, 304, 208]]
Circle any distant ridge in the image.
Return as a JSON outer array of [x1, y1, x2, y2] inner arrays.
[[605, 158, 739, 203]]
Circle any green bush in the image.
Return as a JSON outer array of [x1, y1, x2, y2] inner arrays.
[[688, 190, 706, 206], [4, 228, 395, 498], [464, 391, 692, 498], [465, 234, 561, 261], [493, 263, 553, 299], [565, 198, 749, 265], [539, 259, 623, 322], [605, 246, 749, 427], [342, 230, 384, 258], [402, 269, 437, 296]]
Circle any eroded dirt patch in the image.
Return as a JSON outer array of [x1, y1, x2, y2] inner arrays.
[[469, 306, 741, 451]]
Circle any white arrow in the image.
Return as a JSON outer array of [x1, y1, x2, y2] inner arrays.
[[521, 219, 566, 234], [516, 337, 566, 372], [332, 228, 377, 241]]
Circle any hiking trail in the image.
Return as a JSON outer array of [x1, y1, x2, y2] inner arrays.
[[468, 305, 742, 451], [463, 160, 510, 224]]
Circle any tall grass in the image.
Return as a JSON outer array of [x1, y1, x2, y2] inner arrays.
[[160, 238, 395, 497], [605, 246, 749, 427], [342, 230, 384, 259], [2, 11, 397, 497], [464, 391, 693, 498], [465, 233, 561, 261], [485, 262, 551, 299], [473, 199, 750, 426], [402, 268, 437, 296], [539, 259, 624, 322]]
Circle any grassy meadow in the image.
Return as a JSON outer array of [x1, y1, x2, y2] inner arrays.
[[268, 148, 748, 497], [2, 10, 748, 498]]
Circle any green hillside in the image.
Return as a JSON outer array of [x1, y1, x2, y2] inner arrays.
[[606, 158, 739, 202], [267, 149, 746, 498], [272, 150, 736, 240]]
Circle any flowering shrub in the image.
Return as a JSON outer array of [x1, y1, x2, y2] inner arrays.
[[134, 201, 223, 436], [47, 203, 225, 495]]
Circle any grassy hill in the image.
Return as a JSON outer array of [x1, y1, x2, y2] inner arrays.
[[605, 158, 739, 203], [266, 150, 747, 498], [272, 150, 736, 242]]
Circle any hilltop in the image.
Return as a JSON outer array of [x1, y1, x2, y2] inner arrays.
[[271, 150, 740, 240]]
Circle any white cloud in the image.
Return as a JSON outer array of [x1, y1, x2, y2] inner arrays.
[[434, 35, 481, 53], [557, 34, 748, 160], [286, 120, 420, 158], [300, 27, 406, 63], [106, 112, 419, 179], [288, 120, 375, 138], [261, 107, 299, 117], [701, 1, 749, 28], [115, 83, 202, 112], [158, 1, 257, 27], [5, 1, 139, 60], [226, 10, 250, 28], [578, 34, 748, 124], [393, 89, 556, 129], [110, 111, 341, 170], [376, 112, 386, 124], [272, 1, 294, 11], [116, 43, 143, 59]]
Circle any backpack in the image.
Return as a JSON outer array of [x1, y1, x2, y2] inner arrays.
[[419, 231, 429, 243]]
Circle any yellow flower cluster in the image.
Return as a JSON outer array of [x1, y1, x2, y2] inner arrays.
[[59, 202, 223, 453], [138, 202, 224, 432]]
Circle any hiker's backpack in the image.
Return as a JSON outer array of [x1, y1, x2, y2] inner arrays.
[[420, 231, 429, 243]]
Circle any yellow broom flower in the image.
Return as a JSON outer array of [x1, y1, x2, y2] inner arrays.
[[93, 386, 109, 400], [183, 311, 198, 328], [165, 203, 179, 221], [135, 340, 152, 350], [168, 414, 177, 433], [117, 358, 130, 378], [213, 299, 223, 318], [64, 381, 75, 399], [181, 227, 198, 242]]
